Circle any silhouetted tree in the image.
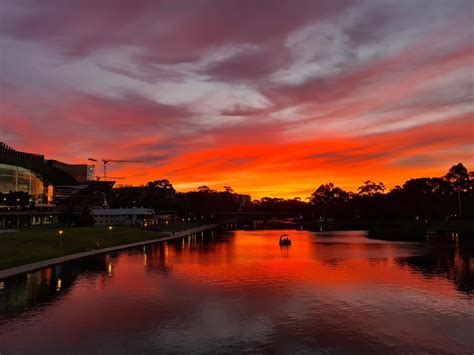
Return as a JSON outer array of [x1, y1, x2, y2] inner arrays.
[[311, 183, 349, 220], [445, 163, 469, 187], [444, 163, 470, 218], [358, 180, 385, 196], [59, 207, 94, 227], [103, 162, 473, 225], [197, 185, 213, 193], [73, 207, 95, 227], [146, 179, 176, 195], [223, 186, 235, 193], [250, 197, 309, 213]]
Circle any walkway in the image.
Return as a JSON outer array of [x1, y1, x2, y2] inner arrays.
[[0, 224, 220, 279]]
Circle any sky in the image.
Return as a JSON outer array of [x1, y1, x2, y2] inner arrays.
[[1, 0, 473, 199]]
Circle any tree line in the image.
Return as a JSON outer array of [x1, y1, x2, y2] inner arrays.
[[309, 163, 473, 221], [2, 163, 471, 223], [106, 163, 473, 222]]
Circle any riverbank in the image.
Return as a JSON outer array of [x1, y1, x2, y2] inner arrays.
[[367, 221, 474, 242], [0, 224, 219, 278], [302, 220, 474, 242]]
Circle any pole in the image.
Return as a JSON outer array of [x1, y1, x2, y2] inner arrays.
[[58, 230, 63, 255]]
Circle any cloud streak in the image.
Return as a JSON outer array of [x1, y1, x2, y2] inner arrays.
[[1, 0, 472, 197]]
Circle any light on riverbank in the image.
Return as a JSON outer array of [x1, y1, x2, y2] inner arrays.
[[58, 230, 63, 253]]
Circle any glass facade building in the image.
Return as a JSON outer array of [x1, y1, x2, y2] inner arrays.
[[1, 142, 114, 209], [0, 163, 45, 196]]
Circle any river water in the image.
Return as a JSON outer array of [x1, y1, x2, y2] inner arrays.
[[0, 230, 473, 354]]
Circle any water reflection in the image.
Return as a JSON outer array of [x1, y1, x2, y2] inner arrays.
[[0, 255, 111, 322], [0, 230, 472, 354], [143, 243, 172, 274], [396, 240, 474, 294]]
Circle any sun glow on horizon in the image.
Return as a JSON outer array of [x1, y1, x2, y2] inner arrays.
[[1, 1, 472, 198]]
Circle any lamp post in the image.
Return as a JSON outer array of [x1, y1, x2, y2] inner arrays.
[[108, 226, 112, 245], [58, 230, 63, 255]]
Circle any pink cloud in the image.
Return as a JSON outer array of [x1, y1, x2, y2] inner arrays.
[[0, 0, 472, 197]]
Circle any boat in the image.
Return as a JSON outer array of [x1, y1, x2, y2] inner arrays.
[[279, 234, 292, 246]]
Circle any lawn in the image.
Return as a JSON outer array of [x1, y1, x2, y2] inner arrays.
[[0, 226, 161, 271]]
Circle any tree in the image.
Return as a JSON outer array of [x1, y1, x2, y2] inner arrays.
[[358, 180, 385, 196], [73, 207, 95, 227], [146, 179, 176, 195], [444, 163, 469, 218], [401, 178, 438, 219], [311, 183, 334, 206], [223, 186, 235, 194], [310, 183, 349, 219], [389, 185, 402, 196], [444, 163, 469, 189], [59, 207, 95, 227], [197, 185, 213, 193]]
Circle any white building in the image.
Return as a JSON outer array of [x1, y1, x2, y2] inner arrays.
[[91, 208, 155, 226]]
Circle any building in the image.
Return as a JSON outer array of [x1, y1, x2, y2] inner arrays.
[[154, 211, 179, 225], [91, 208, 156, 226], [49, 160, 95, 182], [0, 209, 59, 229], [0, 142, 111, 206]]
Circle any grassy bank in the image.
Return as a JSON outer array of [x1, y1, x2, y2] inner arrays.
[[0, 226, 160, 271]]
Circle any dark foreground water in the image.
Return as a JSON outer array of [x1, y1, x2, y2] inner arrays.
[[0, 230, 473, 354]]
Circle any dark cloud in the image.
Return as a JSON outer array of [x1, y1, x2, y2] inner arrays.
[[0, 0, 351, 62], [306, 149, 394, 167], [220, 105, 267, 117], [393, 156, 436, 168], [1, 0, 472, 195]]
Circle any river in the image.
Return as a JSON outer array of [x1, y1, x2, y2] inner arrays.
[[0, 229, 473, 354]]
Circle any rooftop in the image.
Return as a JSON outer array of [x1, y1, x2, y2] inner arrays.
[[91, 208, 154, 216]]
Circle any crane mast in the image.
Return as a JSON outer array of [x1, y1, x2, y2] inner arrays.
[[88, 158, 143, 180]]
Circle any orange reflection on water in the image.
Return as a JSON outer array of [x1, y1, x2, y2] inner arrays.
[[136, 231, 465, 299], [1, 230, 472, 354]]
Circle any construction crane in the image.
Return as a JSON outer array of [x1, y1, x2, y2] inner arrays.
[[88, 158, 143, 180]]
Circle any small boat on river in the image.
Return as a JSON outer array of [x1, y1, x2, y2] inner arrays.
[[279, 234, 292, 246]]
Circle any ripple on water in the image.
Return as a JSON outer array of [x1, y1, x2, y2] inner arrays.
[[0, 230, 472, 354]]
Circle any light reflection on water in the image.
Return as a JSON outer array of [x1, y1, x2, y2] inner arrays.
[[0, 230, 473, 354]]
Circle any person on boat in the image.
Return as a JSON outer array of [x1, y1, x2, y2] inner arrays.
[[279, 234, 291, 245]]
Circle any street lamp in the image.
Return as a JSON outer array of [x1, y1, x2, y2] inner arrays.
[[108, 226, 112, 245], [58, 230, 63, 254]]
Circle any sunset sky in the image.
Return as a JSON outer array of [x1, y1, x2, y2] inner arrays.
[[1, 0, 473, 199]]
